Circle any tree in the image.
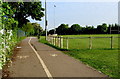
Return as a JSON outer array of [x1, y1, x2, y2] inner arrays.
[[107, 24, 112, 34], [70, 24, 82, 34], [8, 2, 44, 28], [22, 22, 34, 36], [48, 29, 55, 35], [56, 24, 69, 35], [111, 23, 119, 34], [97, 23, 108, 34], [22, 22, 43, 37], [41, 30, 48, 36], [32, 23, 43, 38], [2, 2, 18, 30], [83, 26, 95, 34]]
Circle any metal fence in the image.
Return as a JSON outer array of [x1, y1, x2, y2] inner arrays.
[[47, 36, 120, 50]]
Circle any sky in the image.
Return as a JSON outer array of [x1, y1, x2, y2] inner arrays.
[[119, 1, 120, 25], [27, 0, 118, 30]]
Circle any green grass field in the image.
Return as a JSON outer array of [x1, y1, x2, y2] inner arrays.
[[40, 34, 119, 78], [62, 34, 119, 50]]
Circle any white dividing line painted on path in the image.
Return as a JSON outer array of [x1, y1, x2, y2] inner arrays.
[[28, 37, 53, 79]]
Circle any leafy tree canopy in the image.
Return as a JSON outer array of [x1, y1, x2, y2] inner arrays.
[[56, 24, 69, 35], [97, 23, 108, 33], [22, 22, 34, 33], [32, 22, 43, 36], [48, 29, 55, 34], [2, 2, 18, 29], [8, 1, 44, 28], [22, 22, 43, 36], [70, 24, 82, 34]]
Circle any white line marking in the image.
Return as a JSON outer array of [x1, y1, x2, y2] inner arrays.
[[28, 37, 53, 79], [50, 54, 58, 57], [17, 47, 22, 48]]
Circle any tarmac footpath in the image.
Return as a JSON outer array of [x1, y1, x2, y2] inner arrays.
[[6, 37, 47, 78], [5, 37, 109, 79]]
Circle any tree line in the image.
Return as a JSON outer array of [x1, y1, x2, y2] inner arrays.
[[48, 23, 119, 35], [22, 22, 43, 38]]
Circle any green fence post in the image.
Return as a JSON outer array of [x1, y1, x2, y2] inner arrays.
[[111, 36, 113, 49]]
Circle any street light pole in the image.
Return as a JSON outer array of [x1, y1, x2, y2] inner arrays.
[[54, 5, 56, 34], [45, 0, 47, 40]]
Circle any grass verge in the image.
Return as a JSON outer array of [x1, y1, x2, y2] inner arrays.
[[39, 36, 119, 78]]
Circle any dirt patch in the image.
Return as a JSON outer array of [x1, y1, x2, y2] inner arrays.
[[2, 43, 21, 78]]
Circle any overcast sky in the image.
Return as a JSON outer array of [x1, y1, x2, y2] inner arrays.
[[27, 0, 118, 30]]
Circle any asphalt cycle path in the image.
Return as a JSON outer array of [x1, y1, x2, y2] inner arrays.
[[6, 37, 108, 79]]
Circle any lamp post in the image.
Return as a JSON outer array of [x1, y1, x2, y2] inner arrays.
[[54, 5, 56, 34], [45, 0, 48, 40]]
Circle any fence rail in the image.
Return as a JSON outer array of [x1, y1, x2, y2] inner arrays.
[[47, 36, 120, 50]]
